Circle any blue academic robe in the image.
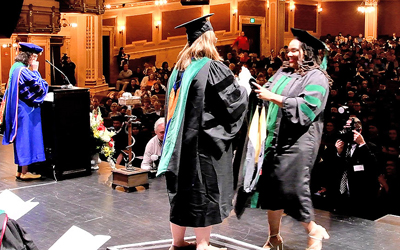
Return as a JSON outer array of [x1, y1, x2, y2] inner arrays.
[[2, 62, 49, 166]]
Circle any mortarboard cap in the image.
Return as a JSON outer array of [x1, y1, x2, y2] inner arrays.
[[19, 42, 43, 54], [175, 13, 214, 46], [290, 28, 328, 52]]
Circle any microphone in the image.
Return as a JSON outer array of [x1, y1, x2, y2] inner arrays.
[[45, 59, 73, 89]]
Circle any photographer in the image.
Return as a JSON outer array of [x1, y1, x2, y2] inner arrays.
[[330, 117, 380, 219]]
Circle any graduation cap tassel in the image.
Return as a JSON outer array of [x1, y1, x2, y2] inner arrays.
[[320, 50, 329, 71]]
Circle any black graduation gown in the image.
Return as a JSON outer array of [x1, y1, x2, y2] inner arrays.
[[165, 61, 248, 227], [257, 67, 330, 222]]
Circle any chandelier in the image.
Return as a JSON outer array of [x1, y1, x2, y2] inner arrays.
[[357, 0, 378, 13]]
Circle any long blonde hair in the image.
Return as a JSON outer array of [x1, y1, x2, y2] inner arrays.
[[175, 30, 222, 71]]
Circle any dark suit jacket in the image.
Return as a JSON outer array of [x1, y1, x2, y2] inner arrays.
[[326, 142, 381, 219], [331, 142, 380, 204]]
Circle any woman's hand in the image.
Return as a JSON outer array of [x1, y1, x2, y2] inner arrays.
[[251, 81, 283, 107]]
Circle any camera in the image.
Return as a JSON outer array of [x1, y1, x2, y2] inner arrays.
[[337, 118, 360, 143]]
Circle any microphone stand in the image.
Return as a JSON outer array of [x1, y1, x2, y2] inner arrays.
[[45, 59, 73, 89]]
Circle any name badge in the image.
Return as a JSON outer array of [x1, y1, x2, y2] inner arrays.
[[354, 164, 364, 172]]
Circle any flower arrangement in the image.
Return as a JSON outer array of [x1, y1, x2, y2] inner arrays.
[[90, 112, 116, 159]]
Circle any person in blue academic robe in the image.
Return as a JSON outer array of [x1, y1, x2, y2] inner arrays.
[[2, 43, 49, 180]]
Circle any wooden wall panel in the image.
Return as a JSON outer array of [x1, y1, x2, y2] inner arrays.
[[126, 14, 152, 44], [320, 1, 364, 36], [162, 8, 202, 40], [238, 0, 266, 17], [294, 5, 317, 32], [210, 3, 230, 32], [378, 0, 400, 36], [285, 3, 289, 32], [38, 47, 45, 79], [103, 18, 115, 26], [1, 47, 11, 84]]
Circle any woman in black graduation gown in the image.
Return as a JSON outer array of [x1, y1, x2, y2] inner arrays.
[[156, 14, 250, 250], [252, 28, 331, 250]]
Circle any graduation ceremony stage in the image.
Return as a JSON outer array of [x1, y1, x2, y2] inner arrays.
[[0, 141, 400, 250]]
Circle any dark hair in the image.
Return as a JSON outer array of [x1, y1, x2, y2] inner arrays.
[[15, 51, 33, 66], [293, 41, 333, 87], [301, 43, 321, 65]]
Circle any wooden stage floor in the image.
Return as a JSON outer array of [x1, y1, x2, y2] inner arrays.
[[0, 140, 399, 250]]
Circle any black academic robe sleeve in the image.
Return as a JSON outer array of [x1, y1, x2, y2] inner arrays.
[[202, 61, 248, 156]]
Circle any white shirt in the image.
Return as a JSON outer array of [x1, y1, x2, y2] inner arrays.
[[141, 135, 162, 171]]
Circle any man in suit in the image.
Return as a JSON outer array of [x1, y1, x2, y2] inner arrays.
[[329, 117, 380, 219]]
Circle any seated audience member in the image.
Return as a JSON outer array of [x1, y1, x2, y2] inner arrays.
[[125, 77, 140, 93], [161, 61, 171, 76], [354, 33, 364, 44], [351, 101, 363, 118], [160, 72, 170, 86], [258, 55, 269, 69], [108, 102, 122, 118], [131, 103, 144, 121], [384, 127, 400, 149], [141, 118, 165, 173], [131, 122, 147, 156], [239, 51, 250, 63], [151, 81, 166, 96], [150, 95, 159, 106], [256, 73, 267, 86], [377, 158, 400, 216], [134, 84, 151, 99], [246, 53, 260, 69], [146, 73, 157, 87], [132, 67, 144, 83], [153, 101, 164, 117], [366, 122, 383, 150], [141, 97, 154, 115], [266, 67, 274, 79], [120, 106, 128, 117], [116, 91, 125, 101], [116, 64, 133, 91], [91, 97, 108, 117], [111, 115, 128, 166], [104, 98, 113, 115], [224, 52, 237, 66], [140, 68, 153, 86], [228, 63, 237, 75]]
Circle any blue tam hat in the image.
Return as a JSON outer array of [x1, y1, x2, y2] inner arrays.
[[175, 13, 214, 46], [19, 42, 43, 54]]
